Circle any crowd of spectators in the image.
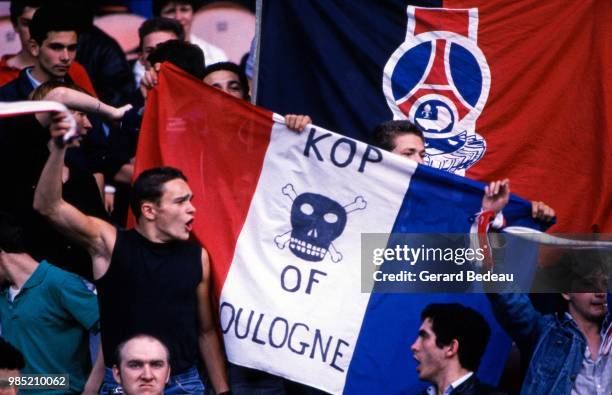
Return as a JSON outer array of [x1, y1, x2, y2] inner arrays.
[[0, 1, 608, 395]]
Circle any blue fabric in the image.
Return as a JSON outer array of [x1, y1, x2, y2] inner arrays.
[[487, 293, 611, 395], [256, 0, 442, 142], [344, 166, 543, 394]]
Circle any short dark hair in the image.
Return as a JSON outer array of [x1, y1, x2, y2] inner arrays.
[[29, 3, 83, 45], [152, 0, 199, 17], [371, 120, 424, 151], [421, 303, 490, 372], [0, 338, 26, 370], [114, 334, 170, 366], [203, 61, 250, 100], [148, 39, 205, 79], [9, 0, 43, 25], [0, 212, 27, 254], [130, 167, 188, 219], [138, 17, 185, 51]]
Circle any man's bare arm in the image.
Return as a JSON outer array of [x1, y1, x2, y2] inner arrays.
[[33, 112, 116, 278], [196, 248, 229, 393], [34, 87, 132, 126]]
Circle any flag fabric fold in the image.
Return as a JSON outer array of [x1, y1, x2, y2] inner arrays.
[[255, 0, 611, 233], [135, 63, 543, 394]]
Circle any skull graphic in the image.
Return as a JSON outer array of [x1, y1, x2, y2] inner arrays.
[[275, 184, 367, 263], [289, 193, 347, 261]]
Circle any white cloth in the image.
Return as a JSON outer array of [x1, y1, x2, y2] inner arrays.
[[190, 34, 228, 66]]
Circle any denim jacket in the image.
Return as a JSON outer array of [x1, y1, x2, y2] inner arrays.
[[487, 293, 589, 395]]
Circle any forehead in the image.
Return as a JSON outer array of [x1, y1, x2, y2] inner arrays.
[[44, 31, 78, 44], [121, 337, 168, 361], [419, 318, 434, 334], [204, 70, 240, 85], [392, 133, 425, 151], [160, 178, 191, 199], [162, 2, 193, 11], [143, 31, 178, 48]]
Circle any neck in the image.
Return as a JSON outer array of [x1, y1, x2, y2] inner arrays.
[[570, 309, 602, 357], [434, 364, 471, 395], [570, 308, 602, 337], [8, 50, 36, 69], [135, 222, 167, 244], [30, 63, 51, 84], [2, 253, 39, 289]]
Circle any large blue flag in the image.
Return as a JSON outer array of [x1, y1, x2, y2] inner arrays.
[[255, 0, 612, 233]]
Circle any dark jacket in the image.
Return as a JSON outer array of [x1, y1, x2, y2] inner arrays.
[[76, 26, 135, 106], [450, 375, 506, 395]]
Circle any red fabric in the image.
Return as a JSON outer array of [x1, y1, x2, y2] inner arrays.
[[0, 54, 97, 97], [445, 1, 611, 232], [134, 63, 275, 297], [414, 8, 470, 37]]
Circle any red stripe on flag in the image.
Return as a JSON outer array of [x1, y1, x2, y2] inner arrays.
[[414, 8, 470, 37], [134, 63, 275, 298]]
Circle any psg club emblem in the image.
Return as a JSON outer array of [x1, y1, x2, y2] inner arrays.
[[383, 6, 491, 174]]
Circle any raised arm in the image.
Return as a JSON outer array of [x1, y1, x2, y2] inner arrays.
[[33, 111, 116, 279], [196, 248, 229, 393], [34, 87, 132, 127]]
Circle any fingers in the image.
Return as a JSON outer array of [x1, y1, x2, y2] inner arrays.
[[115, 104, 133, 120], [141, 69, 159, 90], [531, 201, 556, 221], [285, 114, 312, 132], [49, 111, 73, 138], [486, 179, 510, 197]]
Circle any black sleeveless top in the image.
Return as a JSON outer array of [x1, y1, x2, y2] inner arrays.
[[96, 229, 202, 373]]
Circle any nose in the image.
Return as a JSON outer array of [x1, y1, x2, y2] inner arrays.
[[60, 48, 70, 61], [187, 200, 196, 214], [410, 338, 419, 353], [141, 364, 153, 380]]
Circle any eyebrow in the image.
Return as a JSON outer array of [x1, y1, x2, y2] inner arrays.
[[173, 193, 192, 203]]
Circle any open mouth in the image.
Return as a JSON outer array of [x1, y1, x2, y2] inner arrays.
[[185, 219, 194, 232]]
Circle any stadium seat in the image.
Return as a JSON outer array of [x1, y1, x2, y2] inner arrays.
[[0, 17, 21, 57], [94, 13, 145, 60], [192, 2, 255, 64]]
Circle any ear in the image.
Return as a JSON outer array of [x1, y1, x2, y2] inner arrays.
[[28, 39, 40, 57], [112, 365, 121, 384], [140, 202, 157, 221], [445, 339, 460, 358], [561, 293, 571, 302]]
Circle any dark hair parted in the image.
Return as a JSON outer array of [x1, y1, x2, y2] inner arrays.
[[29, 3, 83, 45], [203, 61, 250, 100], [138, 17, 185, 50], [0, 212, 27, 254], [421, 303, 491, 372], [371, 120, 424, 151], [130, 167, 188, 219], [148, 39, 205, 79]]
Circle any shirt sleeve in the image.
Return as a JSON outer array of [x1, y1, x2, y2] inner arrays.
[[58, 272, 100, 332]]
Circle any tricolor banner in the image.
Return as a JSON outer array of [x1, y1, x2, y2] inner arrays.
[[255, 1, 612, 233], [135, 64, 546, 393]]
